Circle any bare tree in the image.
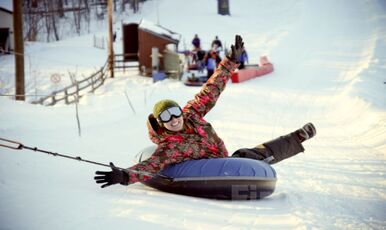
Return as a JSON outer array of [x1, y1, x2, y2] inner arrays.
[[22, 0, 134, 42], [31, 0, 38, 8], [24, 12, 39, 41], [58, 0, 65, 17], [43, 0, 52, 41], [130, 0, 139, 13], [72, 0, 81, 35], [44, 0, 60, 41], [24, 0, 40, 41], [121, 0, 126, 12], [50, 1, 60, 41], [83, 0, 91, 33]]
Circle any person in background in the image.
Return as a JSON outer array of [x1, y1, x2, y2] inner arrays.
[[94, 35, 316, 188], [205, 50, 221, 80], [192, 34, 201, 51], [195, 50, 206, 72], [211, 35, 223, 52]]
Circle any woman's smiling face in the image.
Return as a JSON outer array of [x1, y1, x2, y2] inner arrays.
[[163, 116, 184, 132]]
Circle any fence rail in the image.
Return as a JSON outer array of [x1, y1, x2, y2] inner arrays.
[[114, 54, 139, 72], [32, 60, 109, 106]]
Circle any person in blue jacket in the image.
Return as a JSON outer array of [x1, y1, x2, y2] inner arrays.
[[205, 50, 221, 80], [238, 48, 248, 69]]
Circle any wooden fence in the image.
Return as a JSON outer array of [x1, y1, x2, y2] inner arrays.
[[114, 53, 139, 72], [32, 60, 109, 106]]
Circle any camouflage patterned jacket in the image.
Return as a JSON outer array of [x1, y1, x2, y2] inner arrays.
[[128, 58, 239, 184]]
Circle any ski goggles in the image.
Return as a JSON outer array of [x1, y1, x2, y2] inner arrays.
[[158, 106, 183, 123]]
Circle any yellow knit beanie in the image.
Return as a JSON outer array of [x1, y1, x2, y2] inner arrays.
[[153, 99, 180, 118]]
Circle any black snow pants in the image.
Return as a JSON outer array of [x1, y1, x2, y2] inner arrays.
[[231, 131, 304, 164]]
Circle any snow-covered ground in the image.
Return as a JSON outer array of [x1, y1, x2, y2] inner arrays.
[[1, 0, 386, 229]]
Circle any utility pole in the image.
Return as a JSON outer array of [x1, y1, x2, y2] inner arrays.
[[13, 0, 25, 100], [108, 0, 114, 78]]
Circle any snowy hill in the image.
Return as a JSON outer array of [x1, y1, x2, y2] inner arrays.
[[0, 0, 385, 229]]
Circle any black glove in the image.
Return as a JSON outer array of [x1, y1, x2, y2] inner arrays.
[[226, 35, 244, 63], [94, 162, 129, 188]]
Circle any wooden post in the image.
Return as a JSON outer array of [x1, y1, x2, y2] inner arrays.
[[13, 0, 25, 101], [91, 75, 95, 92], [65, 89, 69, 104], [108, 0, 114, 78]]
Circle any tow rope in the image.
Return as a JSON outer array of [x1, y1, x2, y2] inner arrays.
[[0, 137, 165, 179]]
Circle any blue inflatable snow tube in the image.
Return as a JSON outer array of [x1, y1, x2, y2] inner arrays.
[[142, 157, 277, 200]]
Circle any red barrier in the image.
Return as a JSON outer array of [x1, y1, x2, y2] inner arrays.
[[231, 56, 274, 83]]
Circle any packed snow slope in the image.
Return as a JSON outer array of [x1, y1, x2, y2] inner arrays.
[[1, 0, 385, 229]]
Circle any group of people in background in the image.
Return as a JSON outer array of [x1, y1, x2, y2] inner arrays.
[[190, 34, 248, 80]]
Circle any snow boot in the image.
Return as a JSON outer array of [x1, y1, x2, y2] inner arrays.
[[232, 123, 316, 164], [296, 122, 316, 142]]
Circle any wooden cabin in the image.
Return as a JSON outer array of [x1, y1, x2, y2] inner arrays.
[[122, 20, 180, 75], [0, 2, 13, 54]]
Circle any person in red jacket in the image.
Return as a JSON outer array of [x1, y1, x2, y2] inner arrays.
[[94, 35, 316, 188]]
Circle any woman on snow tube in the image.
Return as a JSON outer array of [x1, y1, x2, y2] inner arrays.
[[136, 147, 277, 200], [94, 35, 316, 199]]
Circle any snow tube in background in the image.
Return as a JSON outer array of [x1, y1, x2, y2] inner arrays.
[[137, 147, 277, 200], [231, 56, 274, 83]]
